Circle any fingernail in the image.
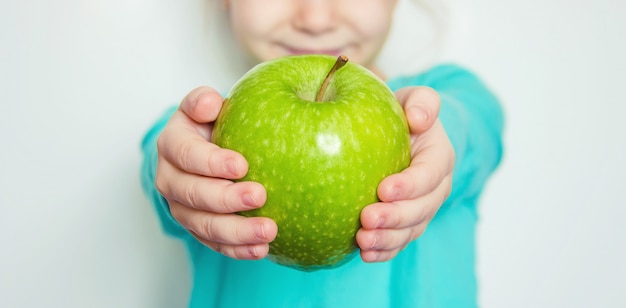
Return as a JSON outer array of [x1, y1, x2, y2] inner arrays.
[[375, 217, 385, 229], [387, 185, 400, 201], [410, 105, 429, 123], [254, 223, 266, 240], [249, 246, 259, 258], [224, 158, 238, 176], [369, 234, 378, 249], [242, 193, 258, 208]]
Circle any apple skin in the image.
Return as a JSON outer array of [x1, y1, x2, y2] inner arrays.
[[212, 55, 410, 271]]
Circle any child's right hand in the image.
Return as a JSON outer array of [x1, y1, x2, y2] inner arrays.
[[155, 86, 278, 260]]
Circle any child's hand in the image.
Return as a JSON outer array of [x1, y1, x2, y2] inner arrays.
[[155, 86, 278, 260], [356, 87, 455, 262]]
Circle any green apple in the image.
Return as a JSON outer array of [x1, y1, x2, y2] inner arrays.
[[212, 55, 411, 271]]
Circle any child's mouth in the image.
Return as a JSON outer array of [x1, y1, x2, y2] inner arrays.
[[281, 45, 343, 57]]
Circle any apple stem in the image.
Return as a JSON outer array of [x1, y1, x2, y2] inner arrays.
[[315, 55, 349, 102]]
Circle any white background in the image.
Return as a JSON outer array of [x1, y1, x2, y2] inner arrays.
[[1, 0, 625, 307]]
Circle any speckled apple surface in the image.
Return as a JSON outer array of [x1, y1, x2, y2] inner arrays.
[[212, 55, 410, 271]]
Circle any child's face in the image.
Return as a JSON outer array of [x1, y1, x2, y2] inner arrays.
[[225, 0, 397, 71]]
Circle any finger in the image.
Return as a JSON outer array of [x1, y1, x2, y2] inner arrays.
[[202, 241, 271, 260], [356, 222, 427, 252], [157, 125, 248, 179], [170, 202, 278, 246], [395, 86, 440, 134], [180, 86, 224, 124], [360, 248, 402, 263], [377, 121, 454, 202], [156, 159, 265, 213], [362, 175, 452, 230]]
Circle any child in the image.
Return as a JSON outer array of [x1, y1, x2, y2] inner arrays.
[[141, 0, 504, 307]]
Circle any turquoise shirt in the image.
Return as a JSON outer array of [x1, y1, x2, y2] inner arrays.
[[141, 64, 504, 307]]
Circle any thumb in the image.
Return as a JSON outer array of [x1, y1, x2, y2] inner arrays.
[[395, 86, 440, 135], [180, 86, 225, 124]]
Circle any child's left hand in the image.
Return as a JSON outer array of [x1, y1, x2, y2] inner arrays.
[[356, 86, 455, 262]]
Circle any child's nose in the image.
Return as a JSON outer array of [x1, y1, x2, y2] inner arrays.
[[292, 0, 337, 35]]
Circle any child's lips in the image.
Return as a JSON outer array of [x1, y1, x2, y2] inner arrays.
[[282, 45, 343, 56]]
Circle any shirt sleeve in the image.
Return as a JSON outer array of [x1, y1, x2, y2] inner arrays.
[[436, 65, 504, 210], [140, 105, 190, 238]]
